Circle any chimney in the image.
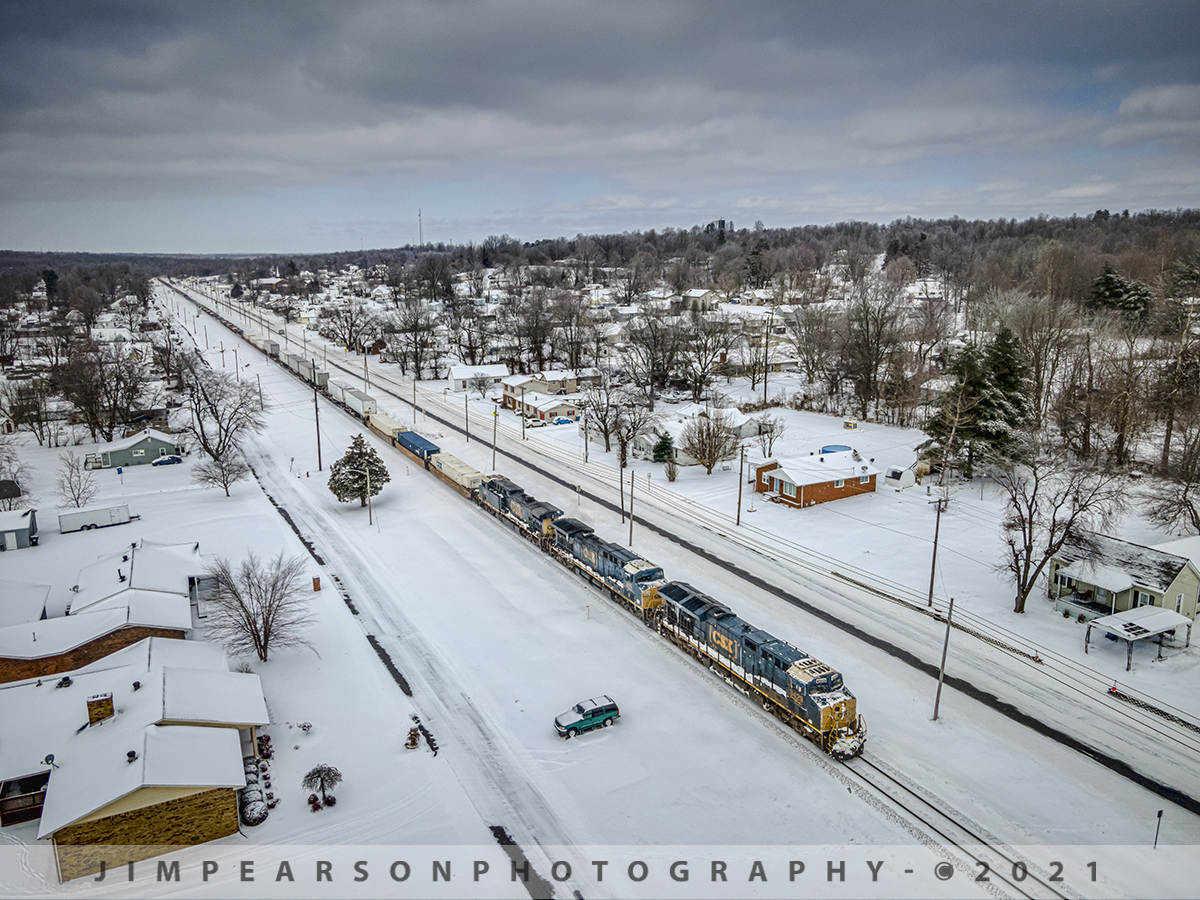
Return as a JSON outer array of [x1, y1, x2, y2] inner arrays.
[[87, 692, 114, 725]]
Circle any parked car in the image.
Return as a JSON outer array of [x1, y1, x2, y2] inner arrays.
[[555, 696, 620, 738], [151, 455, 183, 466], [552, 416, 574, 425], [526, 418, 546, 428]]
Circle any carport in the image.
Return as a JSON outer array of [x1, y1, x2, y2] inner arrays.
[[1084, 606, 1193, 671]]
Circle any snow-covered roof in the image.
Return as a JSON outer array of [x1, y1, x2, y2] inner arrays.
[[0, 593, 191, 660], [450, 363, 509, 381], [769, 450, 881, 488], [501, 373, 538, 387], [523, 392, 582, 412], [1057, 532, 1192, 595], [1153, 535, 1200, 567], [98, 427, 179, 454], [0, 509, 36, 531], [1086, 606, 1192, 642], [71, 540, 200, 613], [0, 636, 264, 839], [0, 580, 50, 627]]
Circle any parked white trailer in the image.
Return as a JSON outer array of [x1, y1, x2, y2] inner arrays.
[[345, 389, 378, 417], [58, 503, 135, 533]]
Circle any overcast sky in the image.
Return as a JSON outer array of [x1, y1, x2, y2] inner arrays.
[[2, 1, 1198, 254]]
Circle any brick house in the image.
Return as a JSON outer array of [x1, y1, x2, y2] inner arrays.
[[754, 448, 880, 508], [0, 637, 268, 881], [0, 541, 202, 684]]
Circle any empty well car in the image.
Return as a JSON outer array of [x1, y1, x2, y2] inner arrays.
[[151, 455, 183, 466], [554, 696, 619, 738]]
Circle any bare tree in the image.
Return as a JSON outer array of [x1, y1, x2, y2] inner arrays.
[[678, 409, 741, 475], [679, 311, 734, 401], [611, 393, 659, 514], [0, 376, 58, 446], [1146, 411, 1200, 534], [325, 301, 382, 352], [184, 363, 268, 462], [991, 437, 1127, 613], [754, 415, 787, 457], [0, 436, 34, 511], [204, 551, 314, 662], [580, 375, 621, 452], [192, 451, 252, 497], [467, 373, 494, 398], [54, 450, 99, 508]]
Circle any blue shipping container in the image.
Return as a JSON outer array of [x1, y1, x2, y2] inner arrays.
[[398, 431, 440, 460]]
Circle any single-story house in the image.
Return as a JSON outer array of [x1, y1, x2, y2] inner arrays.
[[0, 540, 201, 683], [1049, 532, 1200, 621], [450, 363, 510, 392], [0, 509, 38, 550], [754, 449, 880, 508], [520, 392, 583, 422], [0, 637, 268, 880], [98, 429, 185, 468]]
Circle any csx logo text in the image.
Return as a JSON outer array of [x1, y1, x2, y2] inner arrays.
[[709, 629, 736, 655]]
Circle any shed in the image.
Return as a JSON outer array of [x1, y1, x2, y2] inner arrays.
[[0, 509, 38, 550]]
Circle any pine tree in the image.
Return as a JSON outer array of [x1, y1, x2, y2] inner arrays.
[[924, 330, 1029, 476], [328, 434, 390, 507], [652, 432, 674, 463]]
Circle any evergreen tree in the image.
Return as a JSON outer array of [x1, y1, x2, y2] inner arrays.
[[328, 434, 390, 507], [652, 432, 675, 463], [1088, 264, 1152, 320], [924, 329, 1029, 476]]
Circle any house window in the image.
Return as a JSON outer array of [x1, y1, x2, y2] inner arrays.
[[1177, 593, 1185, 614], [1134, 590, 1155, 607], [782, 482, 796, 498], [833, 479, 845, 489], [132, 449, 145, 457], [859, 475, 870, 484]]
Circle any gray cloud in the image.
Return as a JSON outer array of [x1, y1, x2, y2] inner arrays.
[[1, 1, 1198, 251]]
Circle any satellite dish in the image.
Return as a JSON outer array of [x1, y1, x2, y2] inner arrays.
[[44, 754, 58, 768]]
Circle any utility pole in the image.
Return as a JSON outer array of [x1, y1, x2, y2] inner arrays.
[[583, 414, 589, 464], [313, 359, 323, 472], [257, 374, 263, 411], [736, 444, 746, 526], [234, 347, 239, 380], [520, 387, 526, 440], [204, 325, 208, 350], [220, 343, 225, 368], [465, 393, 470, 443], [628, 469, 635, 546], [412, 378, 417, 423], [932, 597, 954, 721], [927, 496, 946, 607], [492, 409, 497, 471], [762, 307, 774, 405], [364, 354, 369, 390]]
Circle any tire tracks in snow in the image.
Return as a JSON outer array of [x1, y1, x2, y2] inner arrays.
[[246, 438, 569, 899]]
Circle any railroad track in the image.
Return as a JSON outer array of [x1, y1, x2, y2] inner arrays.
[[842, 754, 1079, 900]]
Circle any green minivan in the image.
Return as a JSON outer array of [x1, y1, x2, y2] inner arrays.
[[554, 696, 620, 738]]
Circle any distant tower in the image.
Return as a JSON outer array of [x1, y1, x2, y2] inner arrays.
[[418, 209, 423, 246]]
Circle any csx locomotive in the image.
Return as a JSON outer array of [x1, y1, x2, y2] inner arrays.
[[475, 473, 865, 760]]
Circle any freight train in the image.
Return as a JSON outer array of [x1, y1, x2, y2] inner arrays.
[[176, 285, 865, 759]]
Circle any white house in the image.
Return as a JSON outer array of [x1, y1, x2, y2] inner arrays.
[[450, 363, 510, 392]]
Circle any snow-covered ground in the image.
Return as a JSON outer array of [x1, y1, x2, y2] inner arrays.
[[4, 282, 1198, 899]]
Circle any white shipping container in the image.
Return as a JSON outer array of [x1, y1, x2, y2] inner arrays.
[[366, 413, 407, 440], [328, 379, 354, 404], [345, 389, 378, 417], [59, 504, 133, 533]]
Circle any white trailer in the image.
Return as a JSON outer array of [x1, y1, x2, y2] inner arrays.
[[58, 503, 135, 533], [345, 389, 378, 417], [327, 378, 354, 404]]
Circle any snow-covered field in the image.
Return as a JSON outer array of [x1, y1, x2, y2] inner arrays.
[[2, 283, 1198, 899]]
